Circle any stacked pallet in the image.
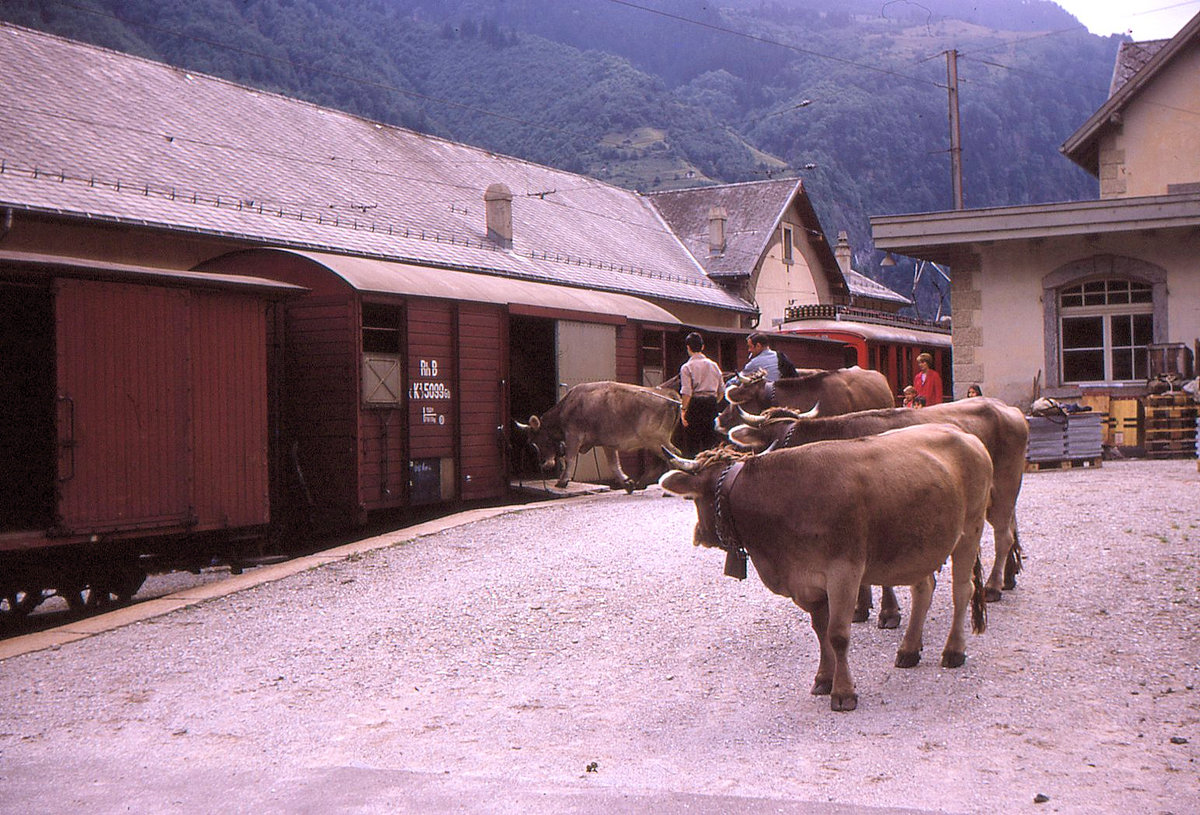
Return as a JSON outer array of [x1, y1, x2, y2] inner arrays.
[[1144, 392, 1198, 459], [1025, 412, 1104, 470]]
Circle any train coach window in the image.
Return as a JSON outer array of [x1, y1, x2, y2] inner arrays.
[[362, 303, 402, 353], [362, 304, 403, 405]]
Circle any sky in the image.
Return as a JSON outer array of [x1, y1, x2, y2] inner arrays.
[[1053, 0, 1200, 39]]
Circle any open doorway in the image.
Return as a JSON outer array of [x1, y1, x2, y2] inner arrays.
[[508, 315, 557, 478], [0, 283, 56, 531]]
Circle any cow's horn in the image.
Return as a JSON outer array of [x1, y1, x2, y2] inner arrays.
[[736, 371, 752, 384], [737, 405, 768, 427], [798, 402, 820, 419], [662, 446, 704, 473], [513, 419, 530, 432]]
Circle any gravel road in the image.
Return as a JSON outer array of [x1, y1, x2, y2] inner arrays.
[[1, 458, 1197, 814]]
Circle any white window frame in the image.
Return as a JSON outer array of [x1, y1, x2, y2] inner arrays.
[[1042, 255, 1167, 390], [1058, 280, 1153, 383], [781, 225, 794, 265]]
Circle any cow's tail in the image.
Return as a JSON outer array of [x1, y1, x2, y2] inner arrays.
[[1006, 521, 1023, 576], [971, 554, 987, 635]]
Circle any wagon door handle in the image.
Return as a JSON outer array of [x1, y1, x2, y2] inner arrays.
[[57, 394, 76, 482]]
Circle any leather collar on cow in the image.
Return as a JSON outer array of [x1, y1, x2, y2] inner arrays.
[[781, 420, 798, 448], [714, 460, 748, 580]]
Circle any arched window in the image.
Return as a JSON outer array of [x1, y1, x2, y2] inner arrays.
[[1042, 256, 1166, 388], [1059, 280, 1153, 383]]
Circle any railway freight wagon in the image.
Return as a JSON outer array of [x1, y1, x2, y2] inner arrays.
[[201, 248, 683, 523], [0, 251, 301, 615]]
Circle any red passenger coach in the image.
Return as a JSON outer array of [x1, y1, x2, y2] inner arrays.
[[0, 250, 300, 611], [780, 307, 953, 403]]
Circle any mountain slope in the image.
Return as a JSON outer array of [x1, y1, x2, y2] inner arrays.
[[3, 0, 1122, 301]]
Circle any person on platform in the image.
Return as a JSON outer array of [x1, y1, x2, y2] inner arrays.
[[741, 332, 780, 383], [678, 332, 723, 455], [913, 352, 944, 406]]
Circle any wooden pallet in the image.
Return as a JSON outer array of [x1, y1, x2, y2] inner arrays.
[[1024, 457, 1103, 472]]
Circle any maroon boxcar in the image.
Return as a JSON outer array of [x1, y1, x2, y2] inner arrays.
[[201, 248, 683, 525], [0, 250, 300, 613]]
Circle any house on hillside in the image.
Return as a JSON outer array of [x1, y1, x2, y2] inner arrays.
[[872, 11, 1200, 422]]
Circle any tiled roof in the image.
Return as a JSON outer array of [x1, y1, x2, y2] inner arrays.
[[648, 177, 851, 301], [1109, 39, 1170, 96], [648, 178, 802, 279], [0, 23, 754, 314], [1062, 10, 1200, 172]]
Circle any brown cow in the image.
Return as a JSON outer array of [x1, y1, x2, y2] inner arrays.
[[729, 397, 1029, 605], [515, 381, 681, 491], [660, 424, 992, 711], [717, 366, 899, 624], [719, 366, 894, 427]]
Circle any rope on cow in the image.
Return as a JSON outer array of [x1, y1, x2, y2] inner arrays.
[[694, 446, 755, 468]]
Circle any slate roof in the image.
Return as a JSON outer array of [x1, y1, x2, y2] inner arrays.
[[1109, 38, 1170, 96], [0, 23, 754, 314], [1062, 10, 1200, 174], [647, 178, 848, 298]]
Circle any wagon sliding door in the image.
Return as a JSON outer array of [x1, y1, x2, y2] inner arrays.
[[54, 279, 191, 535], [555, 320, 617, 483]]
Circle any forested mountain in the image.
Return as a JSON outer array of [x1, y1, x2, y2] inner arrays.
[[4, 0, 1123, 303]]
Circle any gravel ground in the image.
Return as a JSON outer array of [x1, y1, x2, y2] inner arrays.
[[1, 458, 1197, 814]]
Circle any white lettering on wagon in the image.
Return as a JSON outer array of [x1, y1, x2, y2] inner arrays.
[[411, 358, 450, 426]]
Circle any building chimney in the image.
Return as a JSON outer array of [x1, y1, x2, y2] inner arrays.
[[834, 230, 852, 276], [708, 206, 728, 255], [484, 183, 513, 248]]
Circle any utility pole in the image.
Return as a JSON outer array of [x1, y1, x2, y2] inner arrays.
[[946, 49, 964, 210]]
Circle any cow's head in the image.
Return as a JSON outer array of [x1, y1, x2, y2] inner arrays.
[[727, 404, 817, 451], [513, 415, 563, 472], [659, 446, 753, 550], [723, 368, 767, 406]]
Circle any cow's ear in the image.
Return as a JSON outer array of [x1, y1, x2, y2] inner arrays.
[[528, 415, 541, 430], [659, 469, 701, 497], [727, 426, 758, 450]]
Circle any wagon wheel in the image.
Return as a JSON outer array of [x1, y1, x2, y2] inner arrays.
[[61, 564, 147, 612], [1, 587, 44, 619]]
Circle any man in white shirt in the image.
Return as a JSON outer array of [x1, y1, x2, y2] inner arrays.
[[679, 332, 723, 455]]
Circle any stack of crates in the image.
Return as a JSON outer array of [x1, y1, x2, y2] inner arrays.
[[1079, 395, 1142, 449], [1026, 412, 1104, 467], [1143, 392, 1198, 459]]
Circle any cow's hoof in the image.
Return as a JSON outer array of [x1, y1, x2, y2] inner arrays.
[[810, 679, 832, 696], [852, 608, 870, 624], [830, 693, 858, 712], [554, 480, 570, 489], [622, 480, 636, 494], [1002, 575, 1018, 591], [941, 651, 966, 668], [985, 586, 1003, 603], [895, 650, 921, 668], [877, 611, 901, 630]]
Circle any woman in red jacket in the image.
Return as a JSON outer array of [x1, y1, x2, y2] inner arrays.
[[913, 352, 943, 406]]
